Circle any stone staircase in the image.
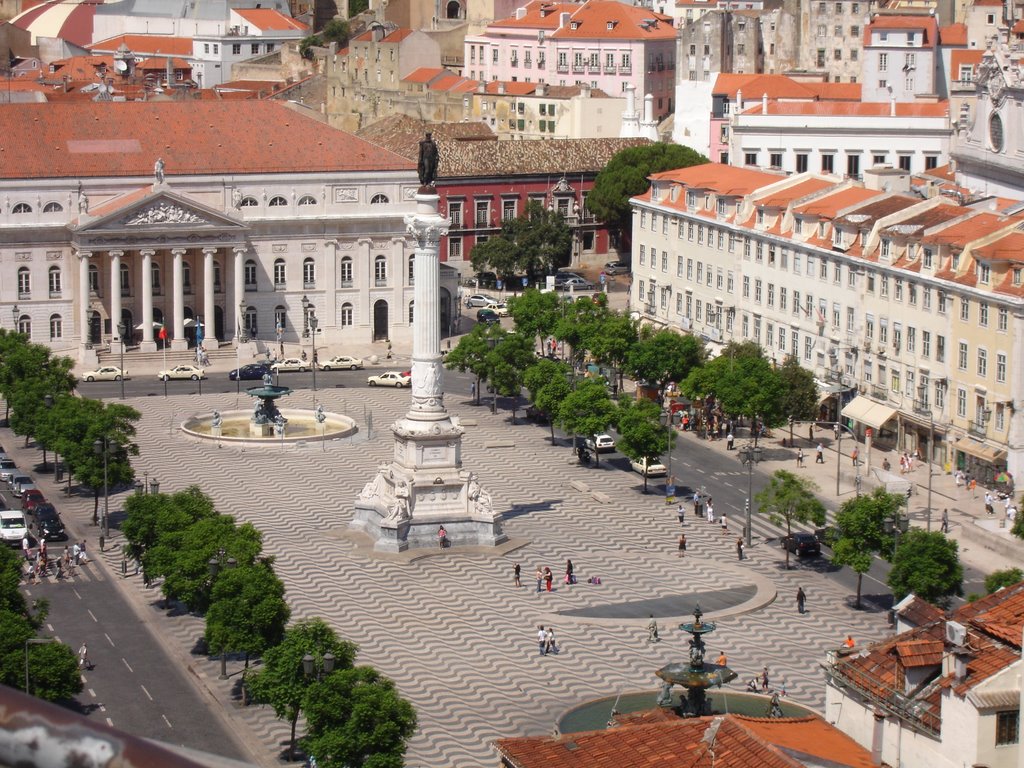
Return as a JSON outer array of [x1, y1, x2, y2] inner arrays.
[[94, 346, 244, 369]]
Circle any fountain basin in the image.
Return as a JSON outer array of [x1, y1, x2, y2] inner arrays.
[[181, 408, 357, 444]]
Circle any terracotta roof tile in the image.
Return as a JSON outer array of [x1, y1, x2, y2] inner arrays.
[[403, 67, 449, 84], [356, 114, 495, 161], [896, 639, 944, 666], [89, 34, 195, 57], [974, 231, 1024, 263], [352, 27, 414, 43], [833, 196, 919, 227], [549, 1, 676, 40], [489, 1, 586, 30], [756, 178, 835, 209], [920, 212, 1014, 245], [940, 23, 968, 45], [649, 163, 781, 197], [233, 8, 307, 32], [137, 57, 191, 70], [87, 185, 155, 218], [439, 136, 650, 177], [878, 204, 970, 237], [0, 101, 413, 179], [794, 187, 881, 218], [864, 15, 938, 47], [714, 74, 861, 101]]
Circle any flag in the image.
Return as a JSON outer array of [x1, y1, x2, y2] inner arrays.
[[158, 325, 168, 341], [195, 322, 204, 347]]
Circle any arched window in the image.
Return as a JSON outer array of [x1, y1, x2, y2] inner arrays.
[[273, 258, 286, 286], [408, 300, 414, 323], [303, 257, 316, 288], [183, 262, 192, 293], [120, 263, 130, 295], [49, 314, 62, 340], [152, 264, 162, 294], [17, 315, 30, 337], [340, 256, 353, 287], [341, 302, 353, 327], [370, 194, 389, 205], [214, 261, 222, 292], [269, 196, 287, 207], [408, 254, 415, 285], [244, 259, 257, 288], [240, 196, 258, 208], [12, 202, 31, 214], [43, 201, 63, 213], [88, 263, 100, 294], [374, 255, 387, 285], [48, 266, 61, 296], [17, 267, 30, 298], [298, 195, 316, 206]]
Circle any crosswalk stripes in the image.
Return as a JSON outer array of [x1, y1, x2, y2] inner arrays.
[[23, 558, 103, 584]]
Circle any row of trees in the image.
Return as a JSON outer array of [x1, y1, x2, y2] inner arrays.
[[122, 487, 415, 767]]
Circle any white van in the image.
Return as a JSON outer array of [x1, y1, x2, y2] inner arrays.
[[0, 510, 27, 546]]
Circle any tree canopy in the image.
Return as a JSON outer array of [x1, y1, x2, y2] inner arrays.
[[683, 347, 783, 428], [754, 470, 826, 569], [831, 489, 903, 608], [586, 143, 708, 238], [470, 201, 572, 280], [887, 530, 963, 605], [626, 328, 705, 390], [556, 378, 617, 453], [776, 355, 820, 423], [615, 397, 669, 492], [205, 561, 291, 667]]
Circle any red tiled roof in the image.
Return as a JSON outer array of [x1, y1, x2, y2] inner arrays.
[[0, 101, 414, 179], [974, 231, 1024, 264], [87, 185, 155, 218], [490, 1, 586, 30], [896, 639, 944, 667], [896, 595, 946, 627], [47, 55, 116, 82], [137, 57, 191, 70], [403, 67, 448, 84], [940, 23, 968, 45], [756, 178, 835, 209], [549, 1, 675, 40], [89, 34, 195, 57], [951, 49, 984, 73], [864, 15, 938, 47], [648, 163, 780, 197], [920, 212, 1015, 246], [794, 187, 881, 217], [714, 74, 860, 101], [233, 8, 307, 32]]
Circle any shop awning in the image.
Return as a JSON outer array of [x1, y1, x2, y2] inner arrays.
[[815, 380, 847, 403], [953, 437, 1007, 464], [841, 396, 897, 430]]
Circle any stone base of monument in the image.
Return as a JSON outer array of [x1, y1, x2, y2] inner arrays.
[[350, 503, 507, 553], [250, 422, 274, 438]]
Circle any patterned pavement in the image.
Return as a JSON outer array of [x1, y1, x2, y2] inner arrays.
[[38, 387, 892, 768]]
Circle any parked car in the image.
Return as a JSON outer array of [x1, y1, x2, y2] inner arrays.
[[558, 277, 595, 292], [8, 473, 31, 493], [271, 357, 309, 373], [157, 365, 205, 381], [229, 363, 273, 381], [465, 293, 498, 308], [20, 489, 45, 513], [0, 458, 16, 483], [781, 531, 821, 557], [630, 457, 668, 477], [12, 479, 37, 499], [585, 434, 616, 453], [476, 308, 501, 325], [80, 366, 128, 382], [319, 355, 363, 371], [814, 526, 842, 548], [603, 261, 629, 275], [0, 510, 26, 546], [27, 503, 66, 542], [473, 271, 498, 289], [367, 371, 412, 388], [482, 302, 509, 317]]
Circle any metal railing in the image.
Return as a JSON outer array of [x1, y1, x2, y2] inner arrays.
[[826, 659, 940, 737], [968, 419, 988, 437]]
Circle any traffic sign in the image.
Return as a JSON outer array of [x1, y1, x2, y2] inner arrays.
[[496, 279, 503, 290], [521, 276, 528, 287]]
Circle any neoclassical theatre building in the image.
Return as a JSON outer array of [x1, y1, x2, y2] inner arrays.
[[0, 100, 454, 362]]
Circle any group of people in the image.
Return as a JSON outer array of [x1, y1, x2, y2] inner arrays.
[[537, 625, 558, 655], [22, 537, 88, 583]]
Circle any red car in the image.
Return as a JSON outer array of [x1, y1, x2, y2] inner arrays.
[[21, 489, 46, 513]]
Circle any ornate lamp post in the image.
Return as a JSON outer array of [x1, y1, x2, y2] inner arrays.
[[116, 320, 127, 400], [737, 442, 763, 547], [308, 314, 318, 393]]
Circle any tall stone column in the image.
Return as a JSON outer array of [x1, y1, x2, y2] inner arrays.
[[351, 191, 506, 553], [233, 246, 246, 341], [77, 250, 91, 349], [109, 250, 123, 342], [202, 247, 219, 349], [140, 249, 156, 351], [171, 247, 186, 351]]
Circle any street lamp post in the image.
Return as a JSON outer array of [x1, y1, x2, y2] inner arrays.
[[832, 420, 859, 497], [116, 320, 127, 400], [737, 442, 763, 548], [659, 410, 674, 486], [208, 552, 238, 679], [238, 301, 248, 343], [917, 384, 936, 531], [885, 492, 911, 553], [92, 438, 117, 536], [25, 637, 56, 695], [11, 303, 18, 330], [308, 314, 318, 393]]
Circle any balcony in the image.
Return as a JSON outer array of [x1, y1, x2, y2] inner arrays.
[[968, 420, 988, 438], [870, 384, 887, 401], [604, 64, 616, 74], [912, 399, 931, 417], [619, 64, 632, 75], [572, 64, 586, 74], [556, 63, 568, 74], [537, 58, 545, 68]]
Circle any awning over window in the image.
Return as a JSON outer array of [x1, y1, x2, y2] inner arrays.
[[841, 396, 897, 430], [953, 437, 1007, 464]]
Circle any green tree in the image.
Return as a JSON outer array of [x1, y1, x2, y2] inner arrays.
[[832, 489, 903, 608], [302, 666, 417, 768], [887, 530, 963, 605], [755, 470, 826, 569], [205, 561, 290, 681], [556, 378, 617, 462], [470, 201, 572, 281], [985, 568, 1024, 595], [588, 312, 639, 393], [616, 397, 670, 493], [469, 236, 518, 281], [553, 297, 609, 370], [22, 639, 82, 701], [486, 332, 536, 422], [524, 358, 571, 442], [122, 486, 217, 561], [8, 352, 76, 447], [777, 355, 820, 424], [444, 324, 495, 404], [0, 333, 40, 424], [627, 329, 705, 391], [246, 619, 358, 760], [586, 143, 708, 239], [683, 351, 784, 434], [508, 289, 562, 354]]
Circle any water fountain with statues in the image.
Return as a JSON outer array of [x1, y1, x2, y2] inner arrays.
[[655, 605, 738, 716]]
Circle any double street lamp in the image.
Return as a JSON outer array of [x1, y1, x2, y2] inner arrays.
[[93, 437, 118, 536], [116, 320, 127, 400], [737, 442, 763, 547]]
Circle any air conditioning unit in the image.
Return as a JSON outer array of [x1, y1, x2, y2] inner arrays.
[[945, 620, 967, 646]]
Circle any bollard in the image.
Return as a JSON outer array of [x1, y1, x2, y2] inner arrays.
[[121, 558, 127, 576], [98, 535, 104, 552]]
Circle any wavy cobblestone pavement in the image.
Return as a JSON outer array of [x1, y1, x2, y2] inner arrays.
[[70, 388, 890, 768]]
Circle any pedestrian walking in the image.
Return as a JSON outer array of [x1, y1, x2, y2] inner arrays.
[[969, 477, 977, 497], [796, 586, 806, 614], [565, 559, 575, 585], [736, 538, 744, 560], [955, 470, 965, 490], [677, 503, 686, 525], [535, 567, 543, 593], [726, 431, 734, 450], [544, 566, 553, 592], [833, 423, 840, 440], [677, 533, 687, 557], [21, 535, 29, 561], [940, 508, 949, 534], [647, 615, 660, 643], [796, 448, 804, 468], [851, 447, 859, 466], [808, 423, 814, 442], [537, 625, 547, 656], [470, 381, 476, 401], [513, 562, 521, 587], [761, 666, 770, 692], [720, 512, 728, 534], [545, 627, 558, 654], [72, 542, 81, 566], [706, 498, 715, 524], [815, 443, 824, 464], [78, 643, 91, 670], [985, 491, 995, 516]]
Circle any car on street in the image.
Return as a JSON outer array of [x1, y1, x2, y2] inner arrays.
[[557, 276, 595, 292], [367, 371, 411, 388], [630, 457, 668, 477], [20, 489, 45, 513], [482, 302, 509, 317], [26, 503, 66, 541], [552, 271, 583, 286], [271, 357, 310, 373], [476, 308, 501, 325], [815, 526, 841, 547], [465, 293, 498, 308], [0, 458, 16, 483], [585, 434, 616, 453], [781, 531, 821, 557], [229, 363, 273, 381], [80, 366, 128, 382], [158, 365, 205, 381], [8, 473, 31, 493], [603, 261, 629, 275], [319, 355, 364, 371], [12, 479, 36, 498], [0, 510, 26, 546]]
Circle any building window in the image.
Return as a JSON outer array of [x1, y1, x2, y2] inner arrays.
[[214, 261, 222, 292], [182, 262, 192, 294], [979, 303, 989, 327], [978, 348, 988, 377], [958, 342, 968, 370], [244, 259, 257, 289], [240, 196, 258, 208], [49, 314, 62, 340], [821, 154, 835, 173], [371, 194, 389, 204], [12, 202, 31, 214], [960, 297, 970, 321], [152, 264, 162, 294], [997, 352, 1007, 383], [408, 255, 416, 284], [48, 266, 61, 296], [999, 308, 1008, 331], [375, 255, 387, 285], [503, 199, 516, 220], [43, 202, 62, 213], [298, 195, 316, 206], [796, 154, 808, 173], [274, 306, 287, 335], [16, 315, 30, 337], [269, 196, 287, 207], [273, 258, 286, 287], [17, 267, 30, 298], [303, 257, 316, 288]]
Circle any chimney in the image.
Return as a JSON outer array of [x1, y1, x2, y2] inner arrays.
[[644, 92, 654, 124], [477, 80, 486, 93], [890, 92, 896, 117], [762, 92, 768, 113], [736, 88, 743, 112], [498, 82, 505, 94], [581, 82, 591, 98], [619, 83, 640, 138], [559, 11, 571, 28], [372, 25, 385, 42], [516, 6, 527, 19], [536, 82, 546, 97]]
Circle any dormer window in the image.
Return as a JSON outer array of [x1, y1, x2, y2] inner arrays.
[[757, 209, 765, 226], [570, 21, 580, 29], [881, 239, 891, 259], [794, 218, 803, 235], [606, 20, 617, 30], [717, 198, 727, 216], [1014, 268, 1022, 286], [922, 247, 933, 268], [833, 227, 843, 247], [686, 190, 697, 210], [952, 253, 960, 270], [978, 264, 991, 284], [819, 222, 827, 238]]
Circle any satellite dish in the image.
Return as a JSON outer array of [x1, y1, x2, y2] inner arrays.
[[114, 60, 128, 72]]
